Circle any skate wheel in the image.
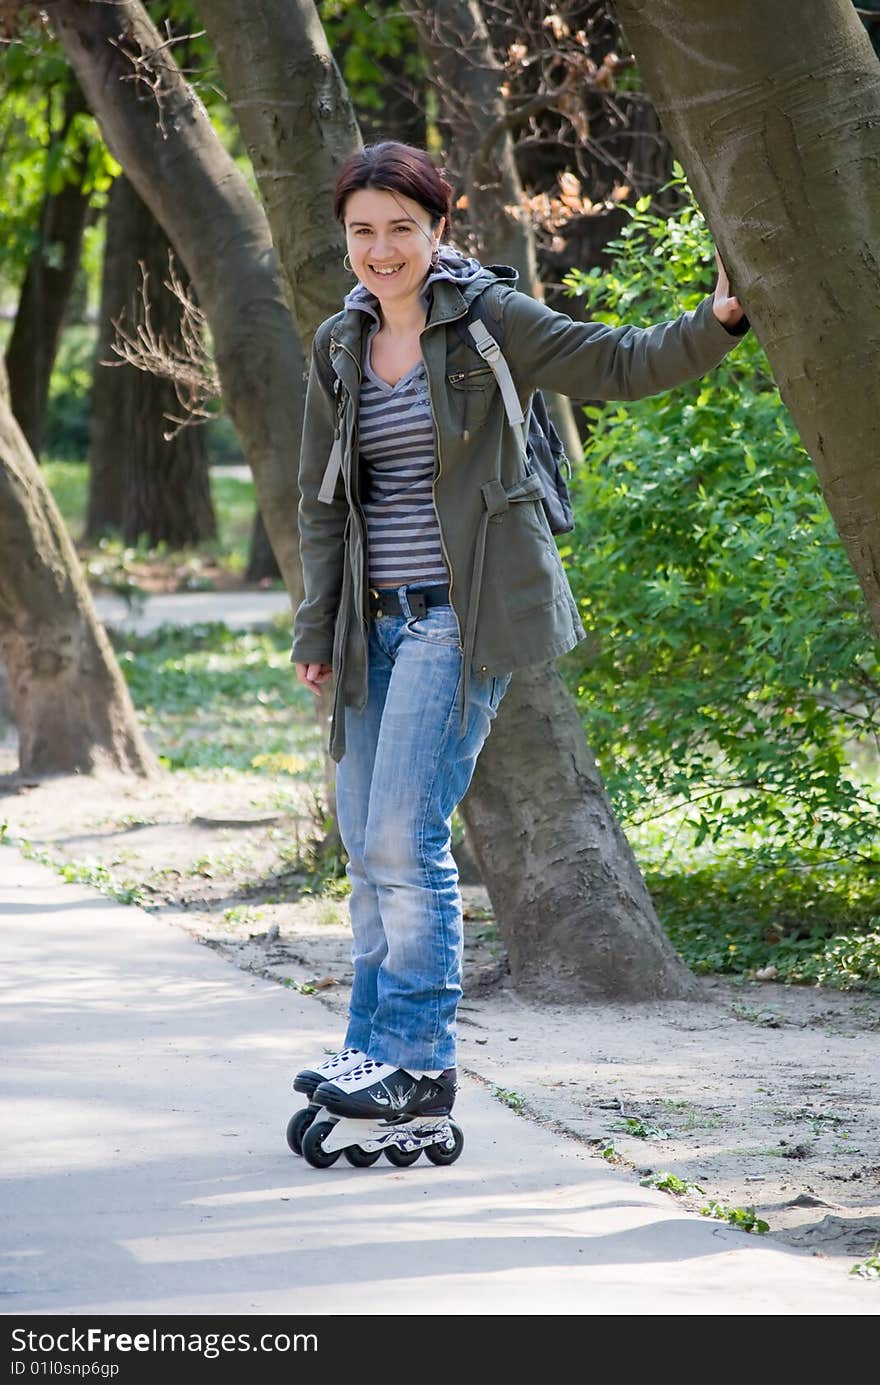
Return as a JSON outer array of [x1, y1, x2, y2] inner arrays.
[[384, 1144, 422, 1167], [344, 1145, 383, 1167], [286, 1106, 316, 1156], [424, 1121, 464, 1166], [302, 1119, 342, 1169]]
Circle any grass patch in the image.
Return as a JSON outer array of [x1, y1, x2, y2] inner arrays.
[[627, 820, 880, 992], [110, 621, 322, 779], [43, 458, 257, 586], [493, 1087, 525, 1114]]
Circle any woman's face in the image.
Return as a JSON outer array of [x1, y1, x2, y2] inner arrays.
[[344, 186, 444, 308]]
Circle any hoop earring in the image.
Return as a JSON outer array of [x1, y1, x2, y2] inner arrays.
[[343, 252, 354, 273], [430, 244, 440, 268]]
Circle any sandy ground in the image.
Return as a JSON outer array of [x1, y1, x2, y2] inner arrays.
[[2, 756, 879, 1267]]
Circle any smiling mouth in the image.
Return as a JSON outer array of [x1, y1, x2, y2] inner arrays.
[[369, 264, 404, 276]]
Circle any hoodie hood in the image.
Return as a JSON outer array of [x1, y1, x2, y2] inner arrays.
[[341, 243, 513, 322]]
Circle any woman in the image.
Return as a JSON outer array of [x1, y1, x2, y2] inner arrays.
[[290, 141, 746, 1138]]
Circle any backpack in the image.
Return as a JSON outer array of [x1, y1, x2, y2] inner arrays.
[[453, 286, 575, 536]]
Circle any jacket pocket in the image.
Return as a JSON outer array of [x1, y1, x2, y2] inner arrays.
[[446, 365, 498, 432], [491, 500, 563, 617]]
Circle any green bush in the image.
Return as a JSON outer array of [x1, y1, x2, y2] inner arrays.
[[560, 172, 880, 984], [43, 322, 96, 458]]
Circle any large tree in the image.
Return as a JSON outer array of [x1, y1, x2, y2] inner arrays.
[[613, 0, 880, 640], [197, 0, 696, 1000], [4, 79, 92, 458], [47, 0, 308, 608], [86, 172, 215, 546], [0, 354, 157, 777], [401, 0, 582, 462]]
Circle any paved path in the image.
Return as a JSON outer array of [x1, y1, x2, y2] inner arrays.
[[92, 589, 292, 635], [2, 850, 875, 1316]]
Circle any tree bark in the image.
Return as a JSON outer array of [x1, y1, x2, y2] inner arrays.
[[47, 0, 306, 610], [193, 0, 360, 350], [202, 0, 693, 998], [463, 666, 697, 1000], [4, 84, 91, 459], [245, 509, 281, 583], [613, 0, 880, 639], [86, 173, 216, 546], [0, 357, 157, 778], [403, 0, 582, 462]]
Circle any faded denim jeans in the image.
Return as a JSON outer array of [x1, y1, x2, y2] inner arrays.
[[335, 591, 510, 1071]]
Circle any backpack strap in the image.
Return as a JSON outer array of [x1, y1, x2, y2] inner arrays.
[[465, 316, 529, 463]]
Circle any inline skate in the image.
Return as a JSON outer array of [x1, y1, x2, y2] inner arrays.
[[300, 1058, 463, 1168], [286, 1046, 367, 1155]]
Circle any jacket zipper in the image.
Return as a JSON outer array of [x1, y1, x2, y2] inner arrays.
[[421, 328, 462, 651], [333, 339, 370, 639]]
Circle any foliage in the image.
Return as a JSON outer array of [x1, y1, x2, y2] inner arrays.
[[493, 1087, 525, 1114], [0, 24, 119, 292], [850, 1246, 880, 1280], [318, 0, 426, 114], [638, 1170, 703, 1195], [12, 837, 144, 906], [41, 324, 96, 456], [110, 622, 320, 778], [43, 456, 254, 578], [559, 171, 880, 982], [642, 839, 880, 991], [615, 1117, 670, 1140], [700, 1201, 769, 1234]]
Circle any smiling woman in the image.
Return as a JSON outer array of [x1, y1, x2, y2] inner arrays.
[[288, 139, 747, 1168]]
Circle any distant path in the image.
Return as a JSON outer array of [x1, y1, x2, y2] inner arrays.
[[93, 589, 292, 634]]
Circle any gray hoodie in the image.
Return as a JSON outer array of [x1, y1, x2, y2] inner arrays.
[[341, 243, 488, 326]]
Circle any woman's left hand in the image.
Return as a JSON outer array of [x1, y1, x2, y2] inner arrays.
[[712, 247, 746, 329]]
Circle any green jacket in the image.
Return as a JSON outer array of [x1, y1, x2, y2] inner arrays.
[[292, 265, 744, 763]]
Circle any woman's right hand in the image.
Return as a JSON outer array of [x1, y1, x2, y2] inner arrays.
[[295, 661, 334, 697]]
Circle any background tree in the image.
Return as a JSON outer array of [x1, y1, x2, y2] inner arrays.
[[0, 351, 157, 777], [612, 0, 880, 641], [47, 0, 308, 608], [0, 31, 115, 458], [85, 172, 215, 546]]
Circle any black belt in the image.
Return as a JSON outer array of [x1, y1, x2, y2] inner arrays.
[[368, 583, 450, 618]]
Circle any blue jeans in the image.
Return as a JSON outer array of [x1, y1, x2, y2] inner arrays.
[[335, 593, 510, 1071]]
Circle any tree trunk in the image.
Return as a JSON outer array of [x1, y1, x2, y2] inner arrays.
[[202, 0, 693, 999], [402, 0, 582, 469], [461, 667, 696, 999], [245, 510, 281, 583], [47, 0, 306, 611], [86, 180, 128, 536], [4, 84, 91, 459], [0, 357, 157, 778], [86, 173, 216, 546], [192, 0, 360, 350], [613, 0, 880, 639]]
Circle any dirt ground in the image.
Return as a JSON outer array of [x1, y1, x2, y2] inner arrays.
[[2, 753, 879, 1267]]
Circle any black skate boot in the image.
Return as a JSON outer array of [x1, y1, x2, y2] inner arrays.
[[286, 1046, 367, 1156], [314, 1058, 456, 1120], [301, 1060, 463, 1169]]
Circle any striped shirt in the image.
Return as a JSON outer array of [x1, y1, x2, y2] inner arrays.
[[359, 329, 449, 588]]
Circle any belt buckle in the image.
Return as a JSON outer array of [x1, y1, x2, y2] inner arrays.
[[408, 590, 427, 619]]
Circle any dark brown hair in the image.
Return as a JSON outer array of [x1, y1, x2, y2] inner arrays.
[[333, 141, 453, 238]]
